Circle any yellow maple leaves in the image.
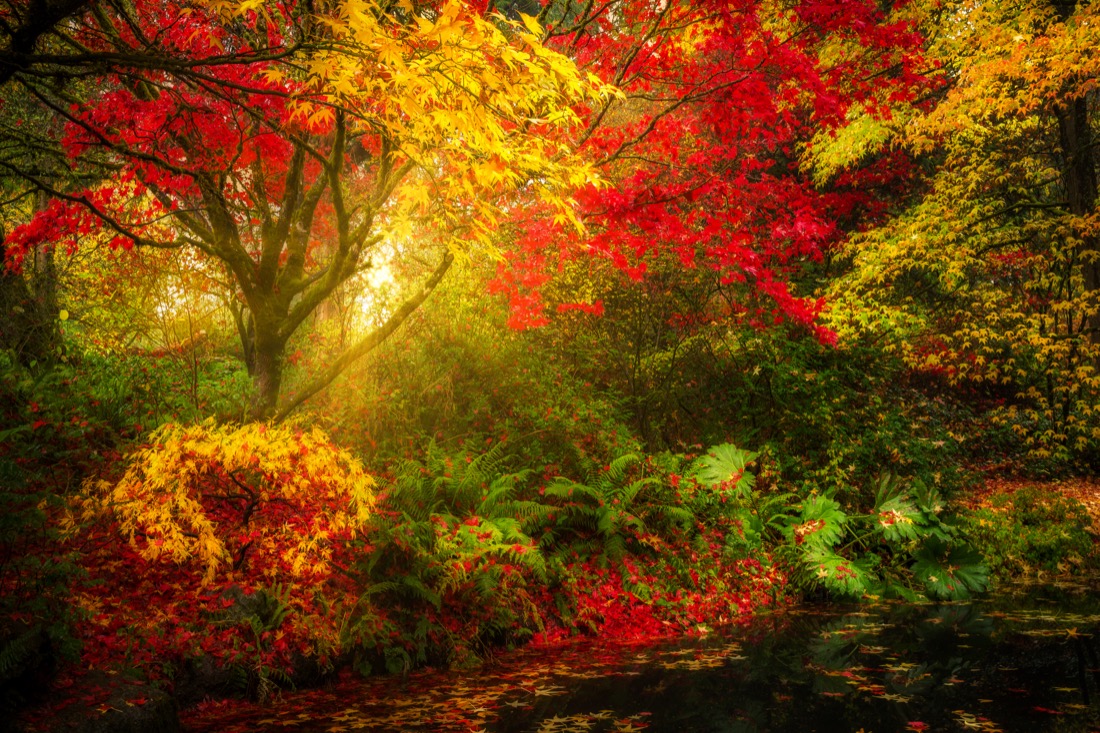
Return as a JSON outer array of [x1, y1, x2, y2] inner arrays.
[[815, 0, 1100, 459], [197, 0, 618, 254], [66, 420, 375, 584], [296, 0, 616, 251]]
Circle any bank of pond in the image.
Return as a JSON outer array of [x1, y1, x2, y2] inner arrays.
[[182, 578, 1100, 733]]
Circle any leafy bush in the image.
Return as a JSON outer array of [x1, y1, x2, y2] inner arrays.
[[59, 421, 376, 691], [692, 445, 989, 601], [346, 444, 549, 671], [958, 487, 1097, 577], [533, 275, 976, 506]]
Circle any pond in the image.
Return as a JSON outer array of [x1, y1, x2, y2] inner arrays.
[[183, 579, 1100, 733]]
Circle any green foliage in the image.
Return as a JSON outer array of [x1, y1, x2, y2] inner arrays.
[[242, 584, 296, 703], [801, 549, 880, 598], [0, 347, 250, 481], [957, 487, 1097, 578], [803, 103, 901, 186], [351, 443, 550, 666], [532, 248, 977, 509], [540, 452, 690, 564], [310, 266, 640, 477], [911, 539, 988, 600], [747, 333, 972, 505], [697, 441, 988, 601], [343, 440, 789, 667], [689, 444, 758, 494]]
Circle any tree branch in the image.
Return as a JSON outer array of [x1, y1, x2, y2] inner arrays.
[[274, 250, 455, 421]]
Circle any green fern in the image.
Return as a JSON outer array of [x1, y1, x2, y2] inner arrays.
[[0, 628, 39, 681]]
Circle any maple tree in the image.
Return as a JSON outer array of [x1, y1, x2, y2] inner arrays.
[[68, 420, 376, 584], [489, 0, 926, 336], [823, 0, 1100, 462], [52, 420, 377, 696], [1, 0, 932, 421], [1, 0, 607, 418]]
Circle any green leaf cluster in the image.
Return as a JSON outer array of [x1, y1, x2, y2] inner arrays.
[[693, 448, 988, 601]]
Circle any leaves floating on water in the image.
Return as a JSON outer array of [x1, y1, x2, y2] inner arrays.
[[184, 583, 1100, 732]]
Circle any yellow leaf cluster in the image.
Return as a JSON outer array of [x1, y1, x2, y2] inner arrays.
[[67, 420, 375, 585], [297, 0, 617, 252], [820, 0, 1100, 458]]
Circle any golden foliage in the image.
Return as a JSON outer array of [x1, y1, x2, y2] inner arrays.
[[817, 0, 1100, 459], [297, 0, 617, 252], [65, 421, 375, 584]]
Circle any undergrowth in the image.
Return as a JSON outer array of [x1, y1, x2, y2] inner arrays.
[[957, 487, 1098, 578]]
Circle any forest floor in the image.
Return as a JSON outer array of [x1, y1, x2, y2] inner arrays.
[[964, 471, 1100, 534]]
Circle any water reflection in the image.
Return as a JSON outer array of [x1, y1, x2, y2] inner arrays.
[[183, 579, 1100, 733]]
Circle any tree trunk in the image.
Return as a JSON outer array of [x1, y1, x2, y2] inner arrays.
[[1053, 2, 1100, 345], [1056, 94, 1100, 344], [0, 230, 36, 361], [0, 194, 60, 365], [250, 340, 284, 421], [32, 192, 61, 356]]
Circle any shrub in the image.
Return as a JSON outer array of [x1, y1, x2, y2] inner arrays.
[[60, 421, 376, 693], [346, 444, 549, 672], [344, 443, 788, 669], [692, 446, 989, 601]]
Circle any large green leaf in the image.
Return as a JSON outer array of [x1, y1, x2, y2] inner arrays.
[[872, 472, 906, 511], [690, 443, 758, 493], [912, 539, 989, 600], [875, 495, 921, 543], [786, 495, 848, 550], [910, 479, 945, 516], [802, 548, 878, 598]]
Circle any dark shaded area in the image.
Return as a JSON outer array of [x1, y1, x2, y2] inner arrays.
[[182, 579, 1100, 733]]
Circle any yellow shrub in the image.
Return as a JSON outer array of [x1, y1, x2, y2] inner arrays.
[[67, 420, 375, 584]]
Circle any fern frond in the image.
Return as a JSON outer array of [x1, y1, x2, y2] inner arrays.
[[602, 452, 641, 487], [544, 478, 600, 502], [618, 476, 658, 507], [603, 533, 627, 563], [506, 500, 556, 525], [473, 571, 499, 599], [0, 628, 39, 679], [399, 576, 443, 609], [649, 504, 693, 529]]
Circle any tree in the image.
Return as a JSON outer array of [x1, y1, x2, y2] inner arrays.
[[473, 0, 929, 462], [489, 0, 927, 340], [2, 0, 609, 419], [824, 0, 1100, 461], [0, 0, 95, 86]]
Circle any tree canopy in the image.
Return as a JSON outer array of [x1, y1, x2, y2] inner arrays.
[[2, 0, 928, 418]]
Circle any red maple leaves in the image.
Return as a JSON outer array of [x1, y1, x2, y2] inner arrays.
[[494, 0, 926, 340]]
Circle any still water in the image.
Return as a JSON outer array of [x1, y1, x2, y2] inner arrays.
[[184, 580, 1100, 733]]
